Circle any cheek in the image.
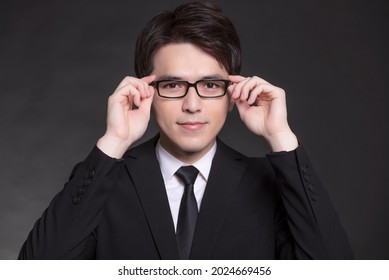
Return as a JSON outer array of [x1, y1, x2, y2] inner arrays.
[[152, 101, 176, 126], [212, 99, 229, 115]]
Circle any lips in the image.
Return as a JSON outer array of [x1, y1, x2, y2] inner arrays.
[[177, 121, 207, 131]]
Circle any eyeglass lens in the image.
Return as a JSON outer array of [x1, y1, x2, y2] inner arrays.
[[157, 80, 227, 98]]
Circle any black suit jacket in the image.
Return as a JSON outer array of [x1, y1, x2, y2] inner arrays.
[[19, 137, 353, 259]]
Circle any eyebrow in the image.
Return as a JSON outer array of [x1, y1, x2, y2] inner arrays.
[[157, 74, 226, 81]]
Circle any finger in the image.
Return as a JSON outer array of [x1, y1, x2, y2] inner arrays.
[[240, 76, 268, 100], [141, 74, 156, 84], [147, 84, 155, 96], [141, 75, 156, 97], [115, 76, 154, 98], [232, 75, 271, 101], [138, 90, 155, 113], [239, 77, 260, 101], [111, 83, 142, 107], [248, 83, 285, 105], [115, 76, 138, 91], [240, 76, 279, 102], [228, 75, 244, 99], [228, 74, 271, 84], [250, 75, 271, 85], [238, 77, 267, 102], [118, 81, 155, 104], [228, 75, 246, 83], [231, 77, 251, 100], [126, 82, 156, 109], [228, 75, 245, 99], [132, 89, 141, 107], [246, 85, 264, 105]]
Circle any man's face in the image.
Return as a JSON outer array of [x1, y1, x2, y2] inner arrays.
[[151, 43, 229, 163]]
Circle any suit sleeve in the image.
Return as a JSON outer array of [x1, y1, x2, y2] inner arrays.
[[18, 146, 120, 259], [266, 145, 353, 259]]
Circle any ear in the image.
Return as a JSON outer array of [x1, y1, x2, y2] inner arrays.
[[226, 82, 236, 112], [228, 98, 235, 112]]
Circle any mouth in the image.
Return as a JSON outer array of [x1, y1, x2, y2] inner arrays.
[[177, 121, 207, 131]]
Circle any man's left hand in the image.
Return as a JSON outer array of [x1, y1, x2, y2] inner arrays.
[[228, 75, 298, 152]]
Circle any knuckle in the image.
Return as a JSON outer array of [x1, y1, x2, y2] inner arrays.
[[122, 76, 131, 83], [124, 76, 136, 84]]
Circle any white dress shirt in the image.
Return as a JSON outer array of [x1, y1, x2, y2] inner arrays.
[[155, 140, 217, 231]]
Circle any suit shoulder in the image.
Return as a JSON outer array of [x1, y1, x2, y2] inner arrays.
[[217, 139, 273, 173], [123, 136, 158, 159]]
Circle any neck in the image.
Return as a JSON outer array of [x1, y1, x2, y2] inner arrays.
[[159, 137, 216, 164]]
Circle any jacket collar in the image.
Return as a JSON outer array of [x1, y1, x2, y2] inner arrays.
[[190, 139, 247, 259], [124, 135, 247, 259]]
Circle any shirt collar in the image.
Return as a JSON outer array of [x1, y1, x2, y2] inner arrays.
[[155, 140, 217, 183]]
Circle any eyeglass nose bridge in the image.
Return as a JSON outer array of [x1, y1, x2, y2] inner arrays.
[[183, 81, 201, 97]]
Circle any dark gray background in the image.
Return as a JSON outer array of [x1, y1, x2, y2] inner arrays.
[[1, 0, 388, 259]]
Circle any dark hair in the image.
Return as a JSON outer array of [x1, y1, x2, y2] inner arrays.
[[134, 1, 241, 77]]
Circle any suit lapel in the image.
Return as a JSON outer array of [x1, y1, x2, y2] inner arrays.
[[124, 137, 179, 259], [190, 139, 247, 259]]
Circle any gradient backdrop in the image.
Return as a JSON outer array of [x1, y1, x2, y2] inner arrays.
[[1, 0, 388, 259]]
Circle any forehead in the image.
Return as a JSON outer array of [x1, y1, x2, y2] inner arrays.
[[151, 43, 228, 80]]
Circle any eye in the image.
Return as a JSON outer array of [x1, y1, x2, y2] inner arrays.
[[163, 83, 178, 89], [201, 80, 225, 90], [160, 81, 184, 90], [204, 82, 219, 89]]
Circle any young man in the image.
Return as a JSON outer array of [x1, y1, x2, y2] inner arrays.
[[19, 2, 353, 259]]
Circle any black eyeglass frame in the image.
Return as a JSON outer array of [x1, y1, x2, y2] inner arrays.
[[150, 79, 231, 99]]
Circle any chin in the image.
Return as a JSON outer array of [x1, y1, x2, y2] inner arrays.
[[172, 134, 213, 151], [159, 129, 217, 159]]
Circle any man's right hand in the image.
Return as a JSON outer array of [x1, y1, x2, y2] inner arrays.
[[97, 75, 156, 158]]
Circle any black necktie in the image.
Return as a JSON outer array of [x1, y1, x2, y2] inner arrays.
[[175, 165, 199, 259]]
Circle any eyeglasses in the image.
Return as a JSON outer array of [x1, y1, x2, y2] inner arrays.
[[150, 79, 230, 99]]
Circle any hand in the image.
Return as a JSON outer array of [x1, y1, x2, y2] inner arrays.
[[228, 75, 298, 152], [97, 75, 156, 158]]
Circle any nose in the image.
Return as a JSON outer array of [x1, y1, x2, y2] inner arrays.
[[182, 86, 202, 113]]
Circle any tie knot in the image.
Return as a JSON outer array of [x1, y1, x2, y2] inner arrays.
[[175, 165, 199, 186]]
